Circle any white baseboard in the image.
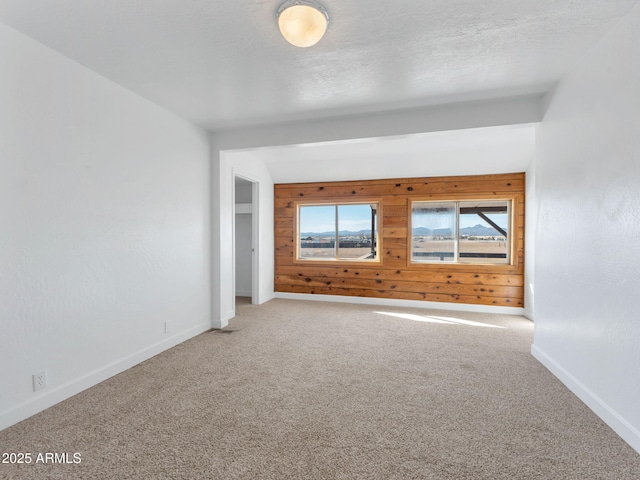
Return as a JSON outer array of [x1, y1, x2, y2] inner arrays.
[[235, 290, 251, 297], [0, 321, 213, 432], [274, 292, 525, 316], [523, 309, 534, 321], [216, 312, 232, 329], [531, 344, 640, 454], [258, 292, 276, 305]]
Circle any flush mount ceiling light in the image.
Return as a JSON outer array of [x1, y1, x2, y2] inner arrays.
[[277, 0, 329, 48]]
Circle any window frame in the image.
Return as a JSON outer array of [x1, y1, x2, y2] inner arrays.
[[294, 199, 382, 264], [409, 197, 513, 266]]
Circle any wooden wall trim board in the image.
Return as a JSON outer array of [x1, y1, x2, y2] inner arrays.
[[274, 173, 525, 308], [275, 292, 526, 316]]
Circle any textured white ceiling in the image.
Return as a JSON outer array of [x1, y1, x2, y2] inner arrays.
[[238, 124, 536, 183], [0, 0, 636, 130]]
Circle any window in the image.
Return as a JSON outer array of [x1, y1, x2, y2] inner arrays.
[[411, 200, 510, 264], [297, 203, 379, 261]]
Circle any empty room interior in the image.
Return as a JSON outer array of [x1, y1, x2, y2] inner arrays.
[[1, 1, 639, 478]]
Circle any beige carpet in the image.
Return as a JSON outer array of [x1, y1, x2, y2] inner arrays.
[[1, 299, 638, 479]]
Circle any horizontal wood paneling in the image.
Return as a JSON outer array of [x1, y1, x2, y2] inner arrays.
[[274, 173, 525, 308], [276, 266, 524, 286]]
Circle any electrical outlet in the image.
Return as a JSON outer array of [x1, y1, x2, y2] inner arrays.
[[33, 371, 47, 392], [164, 321, 170, 334]]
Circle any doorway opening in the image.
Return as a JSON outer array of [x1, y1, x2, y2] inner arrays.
[[233, 174, 259, 313]]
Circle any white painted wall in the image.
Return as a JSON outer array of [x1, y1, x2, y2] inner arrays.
[[0, 23, 211, 430], [235, 184, 253, 204], [213, 96, 543, 151], [524, 162, 536, 320], [260, 125, 536, 184], [531, 3, 640, 453]]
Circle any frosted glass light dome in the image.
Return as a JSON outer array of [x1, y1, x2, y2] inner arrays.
[[277, 1, 329, 48]]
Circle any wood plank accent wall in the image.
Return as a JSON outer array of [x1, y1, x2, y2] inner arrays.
[[274, 173, 525, 308]]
